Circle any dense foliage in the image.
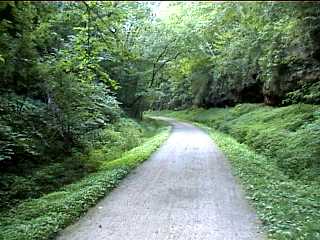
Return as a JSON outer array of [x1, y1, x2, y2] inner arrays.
[[0, 116, 165, 209], [0, 1, 152, 166], [0, 128, 170, 240], [1, 2, 319, 173], [1, 1, 319, 239], [0, 1, 159, 209], [147, 2, 320, 109]]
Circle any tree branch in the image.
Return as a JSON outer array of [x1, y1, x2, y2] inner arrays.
[[149, 52, 181, 87]]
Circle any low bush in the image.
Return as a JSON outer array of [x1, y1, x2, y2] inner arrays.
[[0, 126, 170, 240], [0, 116, 167, 210]]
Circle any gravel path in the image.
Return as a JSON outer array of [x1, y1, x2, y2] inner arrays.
[[57, 118, 265, 240]]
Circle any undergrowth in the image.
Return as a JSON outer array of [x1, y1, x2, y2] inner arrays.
[[156, 104, 320, 182], [210, 129, 320, 240], [0, 125, 170, 240], [153, 104, 320, 239], [0, 117, 165, 210]]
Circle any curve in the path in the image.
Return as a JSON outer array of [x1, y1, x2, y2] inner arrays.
[[57, 118, 265, 240]]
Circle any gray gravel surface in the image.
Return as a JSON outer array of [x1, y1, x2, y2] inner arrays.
[[57, 118, 265, 240]]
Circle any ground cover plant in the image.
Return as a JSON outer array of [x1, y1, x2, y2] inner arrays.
[[153, 104, 320, 239]]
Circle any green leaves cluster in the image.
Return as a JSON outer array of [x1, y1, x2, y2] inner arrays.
[[146, 2, 320, 109], [0, 1, 159, 210], [0, 1, 155, 164]]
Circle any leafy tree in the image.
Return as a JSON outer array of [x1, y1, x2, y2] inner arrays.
[[144, 2, 320, 108]]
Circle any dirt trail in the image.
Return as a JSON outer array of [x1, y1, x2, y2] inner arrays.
[[57, 118, 265, 240]]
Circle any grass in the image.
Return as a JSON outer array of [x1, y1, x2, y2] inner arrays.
[[151, 103, 320, 240], [0, 125, 171, 240], [209, 129, 320, 240], [154, 104, 320, 181]]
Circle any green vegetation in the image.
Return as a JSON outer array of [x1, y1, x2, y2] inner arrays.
[[154, 104, 320, 239], [0, 117, 166, 209], [0, 1, 153, 211], [0, 127, 170, 240], [157, 104, 320, 181], [210, 130, 320, 240], [0, 1, 171, 214], [146, 3, 320, 109], [0, 1, 319, 239]]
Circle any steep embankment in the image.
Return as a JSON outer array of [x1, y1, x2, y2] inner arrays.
[[154, 103, 320, 239]]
